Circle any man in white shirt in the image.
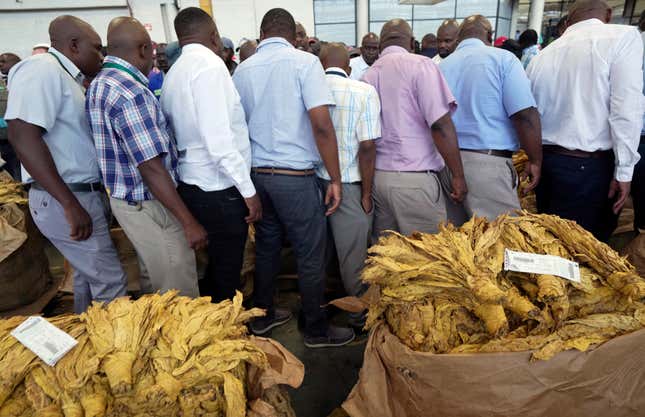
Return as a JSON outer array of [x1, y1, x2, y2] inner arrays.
[[161, 7, 262, 302], [349, 33, 379, 81], [6, 16, 127, 313], [432, 19, 459, 65], [526, 0, 643, 241], [318, 43, 381, 330]]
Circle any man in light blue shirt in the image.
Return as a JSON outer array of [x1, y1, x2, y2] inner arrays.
[[440, 15, 542, 224], [233, 8, 354, 348]]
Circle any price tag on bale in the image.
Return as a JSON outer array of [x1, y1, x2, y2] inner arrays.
[[11, 316, 78, 366], [503, 249, 581, 283]]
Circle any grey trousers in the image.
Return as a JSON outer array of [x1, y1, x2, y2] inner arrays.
[[110, 197, 199, 298], [320, 180, 372, 326], [372, 170, 447, 239], [29, 189, 127, 313], [441, 151, 520, 226]]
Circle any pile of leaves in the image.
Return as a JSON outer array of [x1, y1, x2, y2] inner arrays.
[[364, 212, 645, 360]]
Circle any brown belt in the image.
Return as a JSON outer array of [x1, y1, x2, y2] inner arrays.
[[543, 145, 612, 159], [461, 149, 514, 158], [252, 167, 315, 176]]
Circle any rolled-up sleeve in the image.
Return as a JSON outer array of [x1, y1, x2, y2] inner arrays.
[[415, 61, 457, 126]]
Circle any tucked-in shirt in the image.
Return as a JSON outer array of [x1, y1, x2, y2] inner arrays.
[[317, 67, 381, 183], [520, 44, 539, 69], [349, 55, 370, 81], [362, 45, 456, 172], [86, 56, 178, 201], [440, 38, 536, 151], [5, 47, 101, 184], [233, 37, 334, 169], [526, 19, 643, 182], [161, 43, 255, 197]]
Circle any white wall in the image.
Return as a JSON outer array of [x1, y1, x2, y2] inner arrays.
[[211, 0, 314, 47]]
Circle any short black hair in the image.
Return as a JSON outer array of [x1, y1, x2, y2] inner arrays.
[[639, 10, 645, 32], [519, 29, 538, 48], [260, 8, 296, 40], [174, 7, 213, 39]]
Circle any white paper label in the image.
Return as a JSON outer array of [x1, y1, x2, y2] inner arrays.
[[503, 249, 581, 283], [11, 316, 78, 366]]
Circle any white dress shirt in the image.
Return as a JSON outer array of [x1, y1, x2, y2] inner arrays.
[[160, 43, 255, 197], [526, 19, 644, 182], [432, 54, 443, 65], [349, 55, 370, 81], [5, 48, 101, 184]]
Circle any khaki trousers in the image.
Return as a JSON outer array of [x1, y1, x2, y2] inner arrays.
[[442, 151, 521, 226], [372, 170, 447, 239], [110, 198, 199, 297]]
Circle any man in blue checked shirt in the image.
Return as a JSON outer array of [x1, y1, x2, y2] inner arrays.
[[318, 43, 380, 332], [86, 17, 207, 297]]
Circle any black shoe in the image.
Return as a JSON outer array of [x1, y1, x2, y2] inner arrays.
[[250, 308, 292, 335], [304, 325, 355, 348]]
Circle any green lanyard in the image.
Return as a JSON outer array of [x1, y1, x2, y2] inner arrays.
[[103, 62, 148, 88], [48, 52, 79, 82]]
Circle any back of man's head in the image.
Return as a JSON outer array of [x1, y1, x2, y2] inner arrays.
[[174, 7, 216, 43], [107, 17, 153, 75], [519, 29, 538, 49], [261, 8, 296, 42], [319, 42, 350, 73], [567, 0, 612, 25], [380, 19, 413, 52], [458, 15, 493, 44]]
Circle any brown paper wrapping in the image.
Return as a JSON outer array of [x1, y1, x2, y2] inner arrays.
[[343, 323, 645, 417]]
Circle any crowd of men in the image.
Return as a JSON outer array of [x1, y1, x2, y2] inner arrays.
[[0, 0, 643, 349]]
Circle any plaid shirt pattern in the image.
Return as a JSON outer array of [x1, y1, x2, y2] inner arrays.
[[317, 69, 381, 183], [86, 56, 178, 201]]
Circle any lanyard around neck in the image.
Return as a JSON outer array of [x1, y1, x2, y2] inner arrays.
[[102, 62, 148, 88], [48, 52, 79, 82]]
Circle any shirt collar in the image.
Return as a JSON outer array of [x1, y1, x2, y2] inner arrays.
[[564, 18, 604, 34], [380, 45, 410, 57], [103, 55, 149, 86], [456, 38, 486, 51], [325, 67, 348, 78], [49, 47, 82, 81], [181, 43, 211, 54], [257, 37, 294, 51]]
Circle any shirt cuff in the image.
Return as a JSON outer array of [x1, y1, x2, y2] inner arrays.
[[237, 179, 256, 199], [615, 165, 635, 182]]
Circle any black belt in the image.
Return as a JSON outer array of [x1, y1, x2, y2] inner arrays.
[[252, 167, 315, 176], [543, 145, 612, 159], [461, 149, 514, 158], [31, 182, 104, 193]]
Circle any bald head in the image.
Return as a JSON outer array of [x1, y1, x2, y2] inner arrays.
[[107, 17, 153, 75], [380, 19, 413, 52], [239, 40, 257, 63], [320, 42, 350, 73], [458, 15, 493, 44], [361, 32, 380, 65], [48, 15, 103, 77], [568, 0, 612, 25], [437, 19, 459, 58]]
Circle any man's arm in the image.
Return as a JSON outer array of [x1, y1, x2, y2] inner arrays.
[[510, 107, 542, 194], [8, 119, 92, 240], [430, 113, 467, 203], [309, 105, 342, 215], [137, 156, 207, 250], [357, 140, 376, 213]]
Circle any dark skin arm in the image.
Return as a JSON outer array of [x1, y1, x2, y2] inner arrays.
[[137, 156, 208, 250], [510, 107, 542, 194], [309, 105, 342, 215], [430, 113, 467, 203], [8, 119, 93, 240], [358, 140, 376, 213]]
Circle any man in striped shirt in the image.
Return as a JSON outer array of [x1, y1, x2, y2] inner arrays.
[[317, 43, 381, 330]]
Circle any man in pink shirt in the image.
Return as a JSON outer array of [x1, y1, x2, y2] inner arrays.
[[362, 19, 467, 237]]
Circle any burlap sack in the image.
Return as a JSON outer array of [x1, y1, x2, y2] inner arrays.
[[343, 323, 645, 417], [621, 233, 645, 278], [0, 203, 27, 262]]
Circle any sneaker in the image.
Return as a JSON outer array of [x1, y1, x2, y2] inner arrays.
[[250, 308, 292, 335], [304, 325, 355, 348]]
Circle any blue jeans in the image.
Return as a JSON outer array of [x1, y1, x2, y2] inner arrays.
[[536, 151, 617, 242], [252, 172, 328, 337]]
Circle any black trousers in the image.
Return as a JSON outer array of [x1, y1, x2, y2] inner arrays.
[[632, 141, 645, 231], [178, 183, 248, 302], [536, 151, 617, 242], [0, 140, 21, 181]]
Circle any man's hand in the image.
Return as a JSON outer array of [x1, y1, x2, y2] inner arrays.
[[183, 220, 208, 250], [63, 201, 93, 241], [608, 179, 631, 214], [325, 181, 342, 216], [361, 195, 373, 214], [450, 175, 467, 203], [521, 161, 541, 194], [244, 194, 262, 223]]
